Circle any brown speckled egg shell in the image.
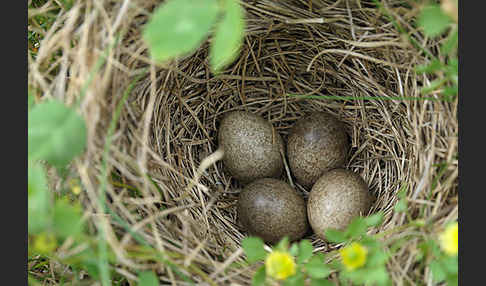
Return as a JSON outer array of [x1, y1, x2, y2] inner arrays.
[[307, 169, 373, 241], [237, 178, 309, 244], [287, 112, 349, 188], [218, 111, 284, 184]]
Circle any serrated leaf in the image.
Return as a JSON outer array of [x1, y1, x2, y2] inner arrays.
[[345, 217, 368, 239], [324, 229, 347, 243], [143, 0, 220, 63], [28, 100, 87, 168], [252, 266, 266, 286], [28, 162, 50, 234], [138, 271, 159, 286], [417, 4, 452, 37], [364, 212, 384, 227], [210, 0, 245, 72], [242, 237, 266, 263], [297, 240, 314, 264], [53, 199, 84, 239], [304, 255, 331, 279]]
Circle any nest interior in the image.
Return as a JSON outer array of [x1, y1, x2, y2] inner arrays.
[[29, 0, 458, 284]]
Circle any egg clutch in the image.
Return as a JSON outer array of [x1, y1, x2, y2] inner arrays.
[[217, 111, 374, 243]]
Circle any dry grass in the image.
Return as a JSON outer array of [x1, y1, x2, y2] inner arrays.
[[28, 0, 458, 285]]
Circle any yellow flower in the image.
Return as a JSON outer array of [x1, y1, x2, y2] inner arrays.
[[265, 251, 296, 280], [68, 179, 82, 195], [32, 232, 57, 254], [339, 242, 368, 271], [439, 222, 458, 256]]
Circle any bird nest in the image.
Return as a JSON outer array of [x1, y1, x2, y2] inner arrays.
[[28, 0, 458, 284]]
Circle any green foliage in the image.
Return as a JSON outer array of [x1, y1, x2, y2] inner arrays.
[[242, 237, 267, 263], [210, 0, 245, 72], [243, 212, 390, 285], [252, 266, 266, 286], [303, 254, 330, 279], [310, 278, 333, 286], [52, 198, 84, 240], [28, 162, 50, 234], [28, 99, 87, 169], [274, 236, 290, 252], [325, 212, 385, 243], [28, 94, 36, 111], [324, 229, 347, 243], [296, 240, 314, 264], [143, 0, 220, 63], [138, 271, 159, 286], [415, 3, 458, 99], [282, 271, 304, 286], [418, 239, 458, 285], [143, 0, 246, 73], [394, 186, 408, 213], [417, 4, 452, 38]]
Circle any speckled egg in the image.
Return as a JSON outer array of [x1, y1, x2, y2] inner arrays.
[[307, 169, 373, 241], [287, 112, 349, 188], [237, 178, 309, 244], [218, 111, 284, 184]]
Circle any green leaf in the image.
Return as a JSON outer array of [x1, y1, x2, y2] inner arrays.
[[430, 260, 447, 282], [310, 278, 333, 286], [67, 248, 101, 280], [304, 255, 331, 279], [363, 266, 390, 286], [420, 78, 447, 95], [446, 58, 458, 78], [417, 4, 452, 37], [419, 239, 442, 257], [242, 237, 266, 263], [442, 256, 458, 274], [415, 59, 443, 74], [394, 198, 408, 213], [345, 217, 368, 239], [364, 212, 384, 227], [366, 249, 389, 267], [441, 28, 458, 54], [138, 271, 159, 286], [397, 185, 407, 199], [142, 0, 220, 63], [53, 199, 84, 239], [324, 229, 347, 243], [282, 271, 304, 286], [210, 0, 245, 72], [28, 162, 50, 234], [28, 100, 87, 168], [446, 273, 458, 286], [275, 236, 290, 252], [252, 266, 266, 286], [297, 240, 314, 264], [289, 243, 299, 257], [28, 94, 35, 111]]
